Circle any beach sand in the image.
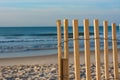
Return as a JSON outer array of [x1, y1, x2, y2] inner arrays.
[[0, 49, 120, 66], [0, 49, 120, 79]]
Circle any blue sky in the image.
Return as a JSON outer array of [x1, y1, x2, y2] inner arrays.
[[0, 0, 120, 26]]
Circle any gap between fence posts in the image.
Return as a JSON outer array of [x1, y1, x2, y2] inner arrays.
[[84, 19, 91, 80], [112, 23, 119, 79], [94, 19, 101, 80], [103, 20, 109, 79], [73, 19, 80, 80]]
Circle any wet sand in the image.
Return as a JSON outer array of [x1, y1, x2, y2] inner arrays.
[[0, 49, 120, 66]]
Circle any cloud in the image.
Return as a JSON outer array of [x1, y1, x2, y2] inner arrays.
[[0, 0, 119, 10], [0, 0, 119, 26]]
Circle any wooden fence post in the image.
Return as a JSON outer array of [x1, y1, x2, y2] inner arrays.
[[112, 23, 119, 79], [64, 19, 69, 59], [63, 19, 69, 80], [103, 20, 109, 79], [94, 19, 101, 80], [84, 19, 91, 80], [61, 58, 69, 80], [73, 19, 80, 80], [57, 20, 62, 80]]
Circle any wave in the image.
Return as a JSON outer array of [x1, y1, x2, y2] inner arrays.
[[1, 40, 120, 53], [0, 39, 58, 43], [0, 32, 95, 37], [0, 33, 117, 43], [0, 32, 119, 54], [0, 43, 58, 53], [0, 32, 95, 43], [0, 38, 120, 53], [0, 33, 56, 36]]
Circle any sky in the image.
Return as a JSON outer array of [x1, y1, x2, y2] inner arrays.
[[0, 0, 120, 26]]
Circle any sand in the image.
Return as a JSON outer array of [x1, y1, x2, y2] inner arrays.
[[0, 49, 120, 79], [0, 49, 120, 66]]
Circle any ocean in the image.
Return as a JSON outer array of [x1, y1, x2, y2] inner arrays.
[[0, 26, 120, 58]]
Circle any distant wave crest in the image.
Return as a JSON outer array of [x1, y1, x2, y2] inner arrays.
[[0, 32, 95, 37], [0, 39, 57, 43]]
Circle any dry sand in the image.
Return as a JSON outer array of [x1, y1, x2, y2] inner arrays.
[[0, 49, 120, 79], [0, 49, 119, 66]]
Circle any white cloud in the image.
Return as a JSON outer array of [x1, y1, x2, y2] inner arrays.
[[0, 0, 119, 26]]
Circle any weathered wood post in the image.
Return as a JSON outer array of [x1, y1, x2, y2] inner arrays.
[[112, 23, 119, 79], [84, 19, 91, 80], [103, 20, 109, 79], [61, 58, 69, 80], [73, 19, 80, 80], [63, 19, 69, 80], [56, 20, 62, 80], [94, 19, 101, 80], [64, 19, 69, 59]]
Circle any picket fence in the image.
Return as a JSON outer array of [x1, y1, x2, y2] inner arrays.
[[56, 19, 119, 80]]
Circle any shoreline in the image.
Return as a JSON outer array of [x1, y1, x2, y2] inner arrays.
[[0, 49, 120, 66]]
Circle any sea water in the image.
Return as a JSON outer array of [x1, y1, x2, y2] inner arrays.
[[0, 26, 119, 58]]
